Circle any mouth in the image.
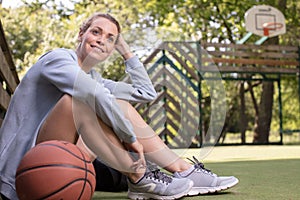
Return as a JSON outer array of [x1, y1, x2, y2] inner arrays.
[[90, 45, 104, 53]]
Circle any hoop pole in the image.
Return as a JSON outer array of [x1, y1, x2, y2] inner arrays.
[[255, 36, 268, 45], [237, 32, 253, 44]]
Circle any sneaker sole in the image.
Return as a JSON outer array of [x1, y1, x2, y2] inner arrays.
[[128, 181, 193, 200], [187, 178, 239, 196]]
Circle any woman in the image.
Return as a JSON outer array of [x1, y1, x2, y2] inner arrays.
[[0, 13, 238, 200]]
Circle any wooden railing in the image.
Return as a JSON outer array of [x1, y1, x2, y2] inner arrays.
[[0, 20, 19, 126], [200, 41, 299, 74]]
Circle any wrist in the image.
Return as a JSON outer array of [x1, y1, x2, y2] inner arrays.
[[122, 52, 134, 60]]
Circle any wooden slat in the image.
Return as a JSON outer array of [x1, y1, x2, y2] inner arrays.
[[201, 41, 298, 52], [182, 42, 198, 57], [202, 57, 299, 67], [163, 44, 200, 81], [166, 104, 198, 132], [163, 76, 183, 98], [166, 91, 198, 117], [147, 106, 165, 124], [166, 118, 179, 133], [138, 90, 165, 116], [151, 115, 166, 132], [165, 99, 180, 122], [147, 105, 165, 125], [0, 21, 19, 84], [0, 82, 11, 109], [171, 42, 198, 66], [166, 92, 181, 109], [0, 49, 18, 93], [206, 50, 298, 59], [143, 43, 165, 64], [146, 92, 165, 116], [199, 66, 299, 74], [161, 129, 175, 140], [163, 70, 199, 104], [149, 67, 165, 84]]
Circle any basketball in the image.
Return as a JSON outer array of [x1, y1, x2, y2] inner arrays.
[[15, 140, 96, 200]]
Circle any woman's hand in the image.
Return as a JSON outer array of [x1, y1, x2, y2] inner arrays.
[[115, 34, 134, 60], [124, 140, 146, 173]]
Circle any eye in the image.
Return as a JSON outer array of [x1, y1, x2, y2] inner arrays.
[[91, 29, 101, 35], [107, 37, 115, 43]]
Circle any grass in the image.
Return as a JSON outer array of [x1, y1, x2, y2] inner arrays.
[[92, 159, 300, 200], [1, 146, 297, 200], [92, 145, 300, 200]]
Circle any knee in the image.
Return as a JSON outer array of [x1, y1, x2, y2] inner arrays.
[[116, 99, 133, 118], [58, 94, 74, 114], [57, 94, 92, 127], [60, 94, 73, 105]]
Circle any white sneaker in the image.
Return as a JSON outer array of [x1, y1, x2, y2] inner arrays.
[[174, 157, 239, 196], [128, 169, 193, 199]]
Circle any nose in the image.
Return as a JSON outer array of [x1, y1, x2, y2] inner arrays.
[[96, 35, 106, 46]]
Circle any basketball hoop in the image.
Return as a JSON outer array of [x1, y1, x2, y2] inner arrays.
[[262, 22, 284, 37], [244, 5, 286, 38]]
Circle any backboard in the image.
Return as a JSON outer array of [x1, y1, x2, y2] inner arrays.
[[245, 5, 286, 37]]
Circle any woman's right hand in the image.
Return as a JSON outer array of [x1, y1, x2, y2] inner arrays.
[[124, 140, 146, 173]]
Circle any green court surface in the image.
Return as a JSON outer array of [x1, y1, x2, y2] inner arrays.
[[92, 145, 300, 200]]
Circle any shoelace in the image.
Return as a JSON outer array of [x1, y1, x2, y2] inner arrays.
[[145, 169, 173, 184], [187, 156, 213, 175]]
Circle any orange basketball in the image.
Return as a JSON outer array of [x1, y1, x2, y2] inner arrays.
[[15, 140, 96, 200]]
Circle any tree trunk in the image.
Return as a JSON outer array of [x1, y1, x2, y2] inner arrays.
[[252, 0, 286, 143], [253, 81, 274, 143], [239, 81, 247, 144]]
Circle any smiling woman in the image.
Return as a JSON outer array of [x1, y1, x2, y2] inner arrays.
[[0, 12, 238, 200]]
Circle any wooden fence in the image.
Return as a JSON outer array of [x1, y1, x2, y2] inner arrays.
[[135, 41, 299, 147], [0, 20, 19, 126]]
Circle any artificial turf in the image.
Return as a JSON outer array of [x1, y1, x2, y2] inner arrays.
[[92, 159, 300, 200]]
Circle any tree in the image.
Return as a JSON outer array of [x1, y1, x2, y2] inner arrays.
[[253, 0, 288, 143], [1, 0, 299, 144], [0, 1, 79, 77]]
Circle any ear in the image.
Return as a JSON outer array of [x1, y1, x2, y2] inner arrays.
[[78, 31, 83, 42]]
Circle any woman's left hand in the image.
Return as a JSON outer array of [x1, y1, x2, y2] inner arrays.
[[115, 34, 134, 60]]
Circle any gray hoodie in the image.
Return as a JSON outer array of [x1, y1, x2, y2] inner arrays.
[[0, 48, 157, 199]]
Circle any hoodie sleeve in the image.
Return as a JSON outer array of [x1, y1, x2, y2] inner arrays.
[[40, 49, 136, 143], [101, 56, 157, 102]]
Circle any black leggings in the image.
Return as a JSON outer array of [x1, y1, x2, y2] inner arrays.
[[1, 193, 10, 200], [93, 159, 128, 192]]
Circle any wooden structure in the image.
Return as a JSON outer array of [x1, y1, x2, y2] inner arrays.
[[200, 42, 299, 74], [0, 20, 19, 126], [134, 41, 300, 147], [0, 18, 299, 146]]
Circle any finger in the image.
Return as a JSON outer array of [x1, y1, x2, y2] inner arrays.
[[139, 152, 146, 166], [132, 158, 146, 172]]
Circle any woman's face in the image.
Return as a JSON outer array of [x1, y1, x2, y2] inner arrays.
[[77, 17, 119, 65]]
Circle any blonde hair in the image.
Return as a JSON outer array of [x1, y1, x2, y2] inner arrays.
[[80, 13, 121, 34]]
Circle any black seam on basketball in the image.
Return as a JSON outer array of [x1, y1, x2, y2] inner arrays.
[[38, 143, 91, 163], [16, 163, 95, 177], [77, 148, 88, 200], [39, 178, 94, 200]]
